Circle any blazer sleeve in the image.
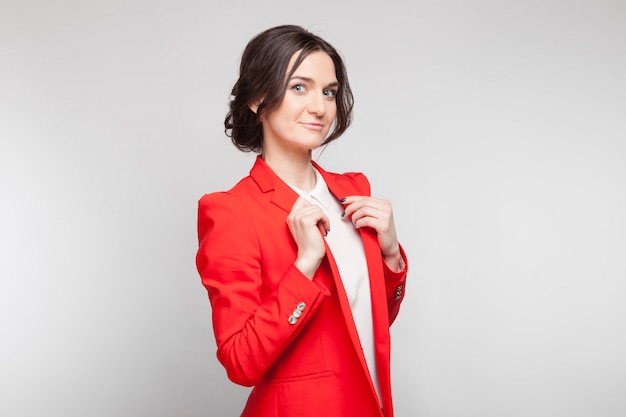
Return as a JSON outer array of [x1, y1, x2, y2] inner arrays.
[[196, 192, 330, 387], [347, 171, 409, 325], [382, 244, 408, 325]]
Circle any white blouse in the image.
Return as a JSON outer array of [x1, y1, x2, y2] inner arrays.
[[287, 168, 381, 404]]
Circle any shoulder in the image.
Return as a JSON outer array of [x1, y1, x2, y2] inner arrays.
[[197, 176, 258, 234], [198, 175, 256, 208], [197, 191, 239, 237], [339, 171, 370, 194], [198, 190, 236, 212]]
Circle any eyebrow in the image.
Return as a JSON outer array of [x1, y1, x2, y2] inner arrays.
[[289, 76, 339, 89]]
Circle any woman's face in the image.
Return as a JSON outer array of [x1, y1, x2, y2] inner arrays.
[[258, 51, 338, 156]]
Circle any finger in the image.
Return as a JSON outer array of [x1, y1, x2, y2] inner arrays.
[[317, 213, 331, 236], [301, 205, 329, 235], [290, 203, 330, 232], [350, 206, 383, 224], [291, 196, 310, 211], [340, 196, 365, 219], [353, 215, 378, 230], [342, 198, 388, 219], [339, 195, 368, 207]]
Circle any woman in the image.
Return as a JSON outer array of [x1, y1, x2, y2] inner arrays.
[[196, 25, 408, 417]]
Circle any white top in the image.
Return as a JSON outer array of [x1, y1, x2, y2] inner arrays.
[[287, 168, 381, 405]]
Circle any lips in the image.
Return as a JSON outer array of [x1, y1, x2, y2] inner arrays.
[[300, 122, 324, 131]]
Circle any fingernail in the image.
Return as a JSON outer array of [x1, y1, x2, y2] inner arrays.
[[341, 211, 345, 218], [325, 229, 329, 236], [339, 198, 346, 203]]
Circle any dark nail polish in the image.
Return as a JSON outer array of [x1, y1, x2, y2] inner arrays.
[[339, 198, 346, 203], [341, 211, 345, 218]]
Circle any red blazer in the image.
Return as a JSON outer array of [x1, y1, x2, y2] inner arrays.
[[196, 156, 408, 417]]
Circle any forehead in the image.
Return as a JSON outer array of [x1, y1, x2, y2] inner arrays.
[[287, 50, 337, 82]]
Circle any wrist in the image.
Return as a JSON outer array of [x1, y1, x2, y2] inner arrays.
[[294, 256, 322, 280], [382, 247, 402, 271]]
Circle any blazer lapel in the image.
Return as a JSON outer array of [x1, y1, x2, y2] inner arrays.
[[249, 156, 299, 213]]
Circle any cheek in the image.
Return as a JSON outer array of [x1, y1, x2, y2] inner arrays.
[[329, 103, 338, 120]]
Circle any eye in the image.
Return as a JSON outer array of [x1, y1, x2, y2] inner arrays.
[[323, 89, 338, 99], [291, 84, 305, 93]]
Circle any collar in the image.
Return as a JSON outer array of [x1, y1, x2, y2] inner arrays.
[[249, 155, 353, 213], [286, 168, 331, 210]]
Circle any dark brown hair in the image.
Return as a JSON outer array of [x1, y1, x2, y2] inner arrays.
[[225, 25, 354, 153]]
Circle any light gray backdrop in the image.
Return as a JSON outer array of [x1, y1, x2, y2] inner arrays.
[[1, 0, 625, 416]]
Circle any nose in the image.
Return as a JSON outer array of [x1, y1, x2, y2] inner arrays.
[[307, 91, 326, 117]]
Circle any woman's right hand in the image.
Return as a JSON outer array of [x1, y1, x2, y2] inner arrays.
[[286, 197, 330, 280]]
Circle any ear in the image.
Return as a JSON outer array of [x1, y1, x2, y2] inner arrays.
[[249, 99, 263, 114]]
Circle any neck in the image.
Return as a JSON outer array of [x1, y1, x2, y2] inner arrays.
[[262, 148, 316, 192]]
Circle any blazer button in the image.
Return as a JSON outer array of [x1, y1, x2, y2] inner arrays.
[[296, 302, 306, 311], [292, 309, 302, 318], [288, 315, 298, 325]]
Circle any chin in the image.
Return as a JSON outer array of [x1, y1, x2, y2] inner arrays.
[[296, 137, 326, 150]]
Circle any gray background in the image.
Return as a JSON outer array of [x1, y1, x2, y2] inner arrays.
[[1, 0, 625, 416]]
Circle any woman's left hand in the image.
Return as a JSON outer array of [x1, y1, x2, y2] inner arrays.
[[341, 196, 402, 270]]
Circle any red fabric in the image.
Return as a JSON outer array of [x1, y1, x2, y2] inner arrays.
[[196, 156, 408, 417]]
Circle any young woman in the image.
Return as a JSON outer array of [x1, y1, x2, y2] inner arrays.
[[196, 25, 408, 417]]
